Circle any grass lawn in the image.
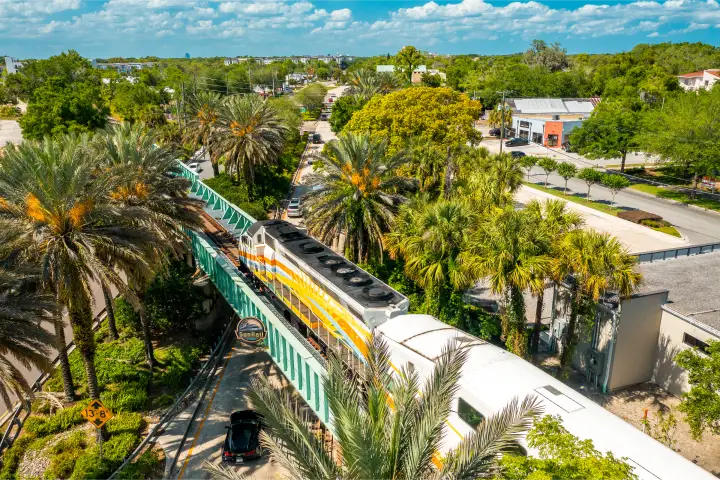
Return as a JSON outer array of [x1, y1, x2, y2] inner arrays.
[[525, 182, 683, 238], [630, 184, 720, 213], [523, 182, 623, 215]]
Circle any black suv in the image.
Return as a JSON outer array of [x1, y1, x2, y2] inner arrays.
[[504, 137, 529, 147], [488, 127, 501, 137], [222, 410, 264, 464]]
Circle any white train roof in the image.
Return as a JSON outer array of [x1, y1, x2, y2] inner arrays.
[[378, 314, 713, 480]]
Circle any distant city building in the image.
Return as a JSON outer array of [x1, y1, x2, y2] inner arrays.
[[677, 69, 719, 91], [91, 59, 154, 73], [224, 57, 249, 66], [376, 65, 396, 73], [224, 54, 353, 67], [3, 56, 24, 74], [284, 72, 311, 88], [410, 67, 446, 84]]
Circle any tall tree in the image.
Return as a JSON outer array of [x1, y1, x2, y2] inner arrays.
[[557, 162, 578, 193], [304, 133, 416, 263], [524, 40, 569, 72], [461, 208, 550, 357], [553, 230, 643, 372], [0, 134, 154, 398], [345, 87, 482, 155], [488, 102, 513, 138], [91, 123, 203, 367], [185, 91, 224, 176], [249, 332, 542, 480], [214, 94, 289, 185], [394, 46, 426, 80], [0, 268, 55, 407], [524, 199, 583, 354], [639, 88, 720, 198], [570, 100, 642, 173], [295, 83, 328, 112]]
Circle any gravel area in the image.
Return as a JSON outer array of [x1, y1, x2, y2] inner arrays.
[[17, 423, 94, 479]]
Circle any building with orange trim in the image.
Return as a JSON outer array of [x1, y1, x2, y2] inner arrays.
[[510, 115, 584, 148]]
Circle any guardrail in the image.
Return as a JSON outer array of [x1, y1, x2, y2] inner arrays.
[[636, 242, 720, 263]]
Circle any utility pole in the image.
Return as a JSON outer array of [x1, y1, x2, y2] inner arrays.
[[496, 90, 512, 154]]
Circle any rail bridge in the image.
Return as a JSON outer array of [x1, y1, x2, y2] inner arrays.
[[176, 162, 333, 430]]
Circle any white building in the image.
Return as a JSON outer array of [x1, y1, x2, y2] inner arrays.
[[677, 69, 719, 91], [376, 65, 396, 73], [224, 57, 249, 66], [3, 56, 23, 74]]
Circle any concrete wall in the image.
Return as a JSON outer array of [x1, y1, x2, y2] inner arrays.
[[606, 291, 667, 391], [652, 308, 720, 396]]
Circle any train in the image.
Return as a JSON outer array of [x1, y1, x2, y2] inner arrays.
[[238, 219, 713, 480]]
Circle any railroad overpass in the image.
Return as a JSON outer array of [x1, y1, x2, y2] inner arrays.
[[176, 162, 332, 430]]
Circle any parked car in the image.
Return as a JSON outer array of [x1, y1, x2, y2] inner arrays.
[[287, 198, 303, 218], [222, 410, 263, 464], [312, 133, 323, 144], [510, 151, 527, 158], [561, 141, 574, 152], [187, 162, 200, 174], [504, 137, 529, 147], [488, 127, 501, 137]]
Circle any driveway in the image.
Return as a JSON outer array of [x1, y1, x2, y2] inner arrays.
[[0, 120, 22, 148]]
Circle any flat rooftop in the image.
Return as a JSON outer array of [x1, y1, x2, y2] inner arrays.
[[639, 251, 720, 330]]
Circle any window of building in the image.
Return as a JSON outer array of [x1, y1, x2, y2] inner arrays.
[[458, 398, 484, 429], [547, 134, 559, 147], [532, 132, 543, 144], [683, 333, 709, 354]]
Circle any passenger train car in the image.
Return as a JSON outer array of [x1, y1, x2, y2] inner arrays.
[[238, 220, 713, 480]]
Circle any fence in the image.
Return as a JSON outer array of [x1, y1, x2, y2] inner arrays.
[[636, 242, 720, 263]]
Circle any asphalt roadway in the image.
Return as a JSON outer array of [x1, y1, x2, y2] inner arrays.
[[168, 342, 288, 480], [0, 119, 23, 148]]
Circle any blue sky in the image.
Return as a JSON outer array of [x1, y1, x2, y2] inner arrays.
[[1, 0, 719, 59]]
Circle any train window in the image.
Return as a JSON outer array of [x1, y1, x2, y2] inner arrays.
[[458, 398, 484, 429], [683, 333, 709, 354]]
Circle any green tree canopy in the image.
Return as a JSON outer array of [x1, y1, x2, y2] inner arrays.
[[345, 87, 482, 154], [500, 415, 638, 479], [570, 99, 642, 172], [110, 82, 165, 124], [329, 95, 367, 133], [394, 46, 425, 80], [675, 340, 720, 440], [639, 88, 720, 197], [524, 40, 569, 72], [295, 83, 328, 112]]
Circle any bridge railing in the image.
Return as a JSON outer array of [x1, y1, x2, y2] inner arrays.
[[176, 162, 256, 235]]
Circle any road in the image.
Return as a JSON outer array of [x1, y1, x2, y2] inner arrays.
[[477, 127, 720, 245], [0, 119, 22, 148], [285, 85, 348, 227], [169, 342, 289, 480]]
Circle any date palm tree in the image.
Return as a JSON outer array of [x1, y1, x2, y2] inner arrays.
[[0, 134, 154, 399], [214, 94, 288, 185], [0, 268, 55, 408], [304, 133, 416, 263], [249, 332, 542, 480], [460, 208, 550, 358], [524, 199, 583, 354], [91, 123, 203, 367], [553, 229, 643, 372], [185, 91, 224, 176]]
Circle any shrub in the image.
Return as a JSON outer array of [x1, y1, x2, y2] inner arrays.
[[24, 402, 88, 437], [103, 432, 139, 463], [101, 382, 148, 412], [49, 430, 88, 455], [69, 446, 112, 480], [0, 105, 20, 118], [152, 393, 175, 410], [94, 338, 148, 387], [44, 449, 85, 480], [144, 261, 205, 334], [154, 345, 202, 391], [115, 448, 164, 480], [115, 297, 140, 333], [106, 412, 145, 436], [0, 434, 35, 479]]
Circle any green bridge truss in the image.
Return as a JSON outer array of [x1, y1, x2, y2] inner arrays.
[[177, 162, 332, 429]]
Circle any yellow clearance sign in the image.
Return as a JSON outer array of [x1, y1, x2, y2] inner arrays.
[[81, 399, 114, 428]]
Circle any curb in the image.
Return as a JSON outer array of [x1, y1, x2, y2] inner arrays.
[[627, 187, 720, 218]]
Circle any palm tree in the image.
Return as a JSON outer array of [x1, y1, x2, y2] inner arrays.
[[214, 94, 289, 185], [0, 134, 155, 399], [249, 332, 542, 480], [304, 133, 416, 263], [0, 268, 55, 408], [553, 229, 643, 372], [185, 91, 224, 176], [524, 200, 583, 354], [461, 208, 550, 358], [347, 69, 382, 100], [386, 198, 475, 315], [91, 123, 203, 367]]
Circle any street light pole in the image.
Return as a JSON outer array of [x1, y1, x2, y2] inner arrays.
[[496, 90, 511, 155]]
